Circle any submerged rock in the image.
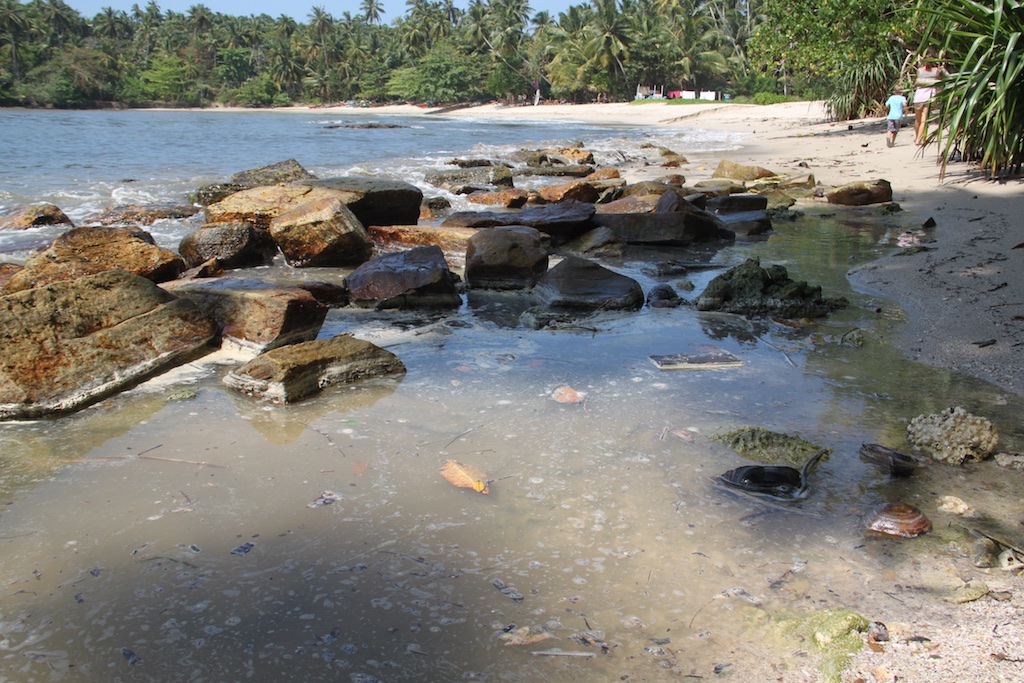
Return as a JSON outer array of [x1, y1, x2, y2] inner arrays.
[[0, 270, 217, 419], [695, 258, 847, 318], [223, 334, 405, 404], [0, 203, 74, 230], [826, 179, 893, 206], [712, 426, 829, 467]]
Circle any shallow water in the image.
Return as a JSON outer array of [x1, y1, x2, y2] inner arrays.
[[2, 205, 1022, 681]]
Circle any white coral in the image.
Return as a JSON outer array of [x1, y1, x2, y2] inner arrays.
[[906, 406, 999, 465]]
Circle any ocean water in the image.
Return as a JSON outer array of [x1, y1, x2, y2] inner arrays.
[[0, 107, 742, 258], [1, 109, 1023, 682]]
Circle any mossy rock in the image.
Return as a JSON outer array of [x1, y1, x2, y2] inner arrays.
[[774, 608, 868, 683], [712, 426, 828, 466]]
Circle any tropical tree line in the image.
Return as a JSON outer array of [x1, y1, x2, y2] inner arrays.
[[0, 0, 903, 110], [0, 0, 1020, 174]]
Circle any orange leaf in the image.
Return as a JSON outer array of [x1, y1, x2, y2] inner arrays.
[[439, 459, 490, 494]]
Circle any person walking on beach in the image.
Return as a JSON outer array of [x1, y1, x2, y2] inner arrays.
[[913, 50, 946, 145], [885, 85, 908, 148]]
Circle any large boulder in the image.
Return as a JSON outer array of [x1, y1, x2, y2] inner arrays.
[[532, 256, 644, 311], [591, 201, 734, 245], [223, 334, 405, 404], [712, 159, 779, 182], [86, 204, 201, 226], [178, 221, 279, 269], [192, 159, 316, 206], [368, 224, 477, 259], [0, 204, 73, 230], [294, 177, 424, 227], [695, 258, 848, 317], [269, 197, 373, 267], [163, 278, 328, 353], [707, 194, 769, 215], [205, 176, 423, 230], [3, 226, 185, 294], [441, 200, 596, 244], [826, 180, 893, 206], [0, 270, 218, 419], [346, 245, 461, 309], [465, 227, 549, 290]]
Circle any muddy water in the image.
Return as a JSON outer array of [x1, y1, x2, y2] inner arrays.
[[2, 210, 1023, 682]]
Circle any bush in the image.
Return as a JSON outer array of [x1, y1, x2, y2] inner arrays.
[[750, 92, 801, 105]]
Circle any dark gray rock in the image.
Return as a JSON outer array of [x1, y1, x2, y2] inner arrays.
[[292, 176, 424, 227], [591, 210, 734, 246], [179, 221, 279, 269], [718, 210, 773, 238], [532, 256, 644, 311], [424, 166, 514, 190], [441, 200, 596, 244], [465, 227, 549, 290], [708, 194, 769, 214], [346, 245, 461, 309]]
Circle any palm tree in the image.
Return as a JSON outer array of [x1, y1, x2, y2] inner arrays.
[[93, 7, 132, 41], [186, 4, 214, 39], [0, 0, 29, 79], [583, 0, 634, 96], [361, 0, 385, 25], [917, 0, 1024, 176]]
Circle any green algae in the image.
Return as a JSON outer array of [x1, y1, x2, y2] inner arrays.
[[711, 426, 830, 466], [773, 607, 868, 683]]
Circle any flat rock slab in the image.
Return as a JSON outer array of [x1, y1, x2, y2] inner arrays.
[[223, 334, 406, 404], [2, 226, 185, 294], [0, 270, 218, 419], [163, 277, 328, 353]]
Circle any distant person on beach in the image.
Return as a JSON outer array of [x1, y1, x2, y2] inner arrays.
[[885, 85, 908, 148], [913, 50, 946, 145]]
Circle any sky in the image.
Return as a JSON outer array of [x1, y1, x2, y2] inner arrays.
[[64, 0, 580, 22]]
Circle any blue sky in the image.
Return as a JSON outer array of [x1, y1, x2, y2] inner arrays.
[[65, 0, 581, 22]]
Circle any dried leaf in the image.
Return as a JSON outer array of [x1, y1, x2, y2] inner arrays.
[[551, 385, 585, 403], [499, 626, 553, 646], [439, 459, 490, 494]]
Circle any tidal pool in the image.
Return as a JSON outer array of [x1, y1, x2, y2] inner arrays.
[[2, 208, 1022, 682]]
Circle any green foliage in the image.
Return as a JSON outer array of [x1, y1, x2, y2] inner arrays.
[[750, 92, 800, 105], [826, 47, 905, 120], [386, 42, 488, 103], [140, 53, 196, 105], [917, 0, 1024, 175], [216, 47, 255, 88], [229, 73, 279, 107]]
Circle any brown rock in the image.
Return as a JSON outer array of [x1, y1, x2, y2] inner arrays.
[[0, 270, 217, 419], [559, 227, 626, 258], [163, 278, 328, 353], [3, 226, 185, 294], [269, 197, 373, 267], [467, 189, 529, 208], [441, 200, 596, 244], [368, 224, 477, 257], [0, 263, 22, 289], [712, 159, 778, 182], [585, 168, 621, 181], [86, 204, 200, 226], [533, 256, 644, 311], [223, 334, 405, 404], [0, 204, 73, 230], [537, 180, 600, 204], [826, 179, 893, 206]]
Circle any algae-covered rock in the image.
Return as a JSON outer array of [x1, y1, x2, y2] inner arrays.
[[696, 258, 848, 318], [775, 608, 868, 683], [712, 426, 829, 466]]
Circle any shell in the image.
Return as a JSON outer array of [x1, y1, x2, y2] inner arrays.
[[865, 503, 932, 538]]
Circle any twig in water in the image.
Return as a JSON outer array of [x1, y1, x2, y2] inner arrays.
[[137, 444, 163, 456]]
